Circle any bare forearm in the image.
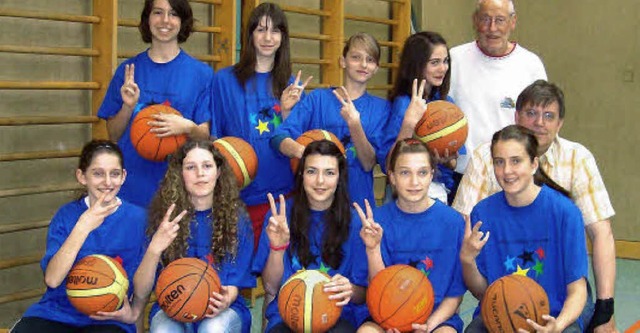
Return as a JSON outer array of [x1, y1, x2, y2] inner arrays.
[[133, 248, 162, 303], [397, 119, 417, 142], [347, 121, 376, 171], [366, 247, 385, 281], [189, 122, 210, 140], [555, 278, 587, 331], [279, 138, 305, 159], [461, 259, 488, 300], [106, 105, 134, 142], [45, 226, 91, 288], [225, 285, 239, 304], [262, 250, 285, 297], [588, 221, 616, 299], [426, 296, 463, 329]]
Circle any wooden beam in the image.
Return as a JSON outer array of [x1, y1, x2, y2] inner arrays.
[[0, 183, 81, 198], [0, 116, 99, 126], [0, 81, 100, 90], [214, 0, 236, 68], [321, 0, 344, 87], [0, 220, 50, 235], [0, 45, 99, 57], [0, 149, 82, 162], [0, 8, 100, 24], [91, 0, 117, 140]]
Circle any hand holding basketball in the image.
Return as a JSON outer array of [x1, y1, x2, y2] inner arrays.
[[148, 112, 194, 138], [354, 199, 383, 250], [281, 70, 313, 113], [323, 274, 353, 306], [460, 215, 490, 263], [120, 64, 139, 109], [402, 79, 428, 129], [77, 191, 121, 233], [149, 204, 187, 254], [266, 193, 290, 249], [521, 314, 559, 333], [90, 295, 137, 324], [333, 86, 361, 126], [206, 285, 233, 318], [432, 147, 458, 169]]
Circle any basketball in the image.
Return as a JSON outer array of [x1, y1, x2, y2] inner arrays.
[[130, 104, 187, 161], [367, 264, 435, 332], [155, 257, 221, 323], [290, 129, 346, 172], [414, 100, 468, 156], [212, 136, 258, 189], [66, 254, 129, 316], [481, 275, 550, 333], [278, 269, 342, 332]]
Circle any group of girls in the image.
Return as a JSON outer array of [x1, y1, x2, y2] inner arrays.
[[12, 0, 587, 332]]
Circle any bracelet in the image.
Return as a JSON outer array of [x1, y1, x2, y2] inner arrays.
[[269, 242, 289, 252], [587, 298, 614, 332]]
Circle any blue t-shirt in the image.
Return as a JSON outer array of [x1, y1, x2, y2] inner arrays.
[[471, 185, 588, 318], [23, 198, 147, 333], [251, 200, 368, 331], [212, 66, 296, 206], [380, 94, 466, 191], [372, 200, 466, 331], [271, 88, 390, 207], [149, 209, 255, 333], [98, 50, 213, 207]]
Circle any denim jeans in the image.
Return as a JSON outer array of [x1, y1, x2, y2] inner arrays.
[[150, 308, 242, 333]]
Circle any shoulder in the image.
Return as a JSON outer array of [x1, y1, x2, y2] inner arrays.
[[512, 44, 544, 62], [215, 66, 236, 79], [556, 136, 596, 160], [450, 42, 475, 55], [471, 142, 493, 164], [180, 52, 214, 75], [430, 201, 465, 225]]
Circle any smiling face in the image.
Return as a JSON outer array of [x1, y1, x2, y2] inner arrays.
[[182, 147, 219, 207], [148, 0, 182, 44], [515, 101, 564, 154], [492, 139, 539, 202], [252, 15, 282, 60], [474, 0, 516, 56], [302, 154, 339, 211], [423, 44, 449, 91], [389, 152, 434, 212], [341, 43, 379, 85], [76, 152, 126, 206]]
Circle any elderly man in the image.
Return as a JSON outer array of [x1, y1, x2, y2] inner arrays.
[[449, 0, 547, 173], [454, 80, 617, 332]]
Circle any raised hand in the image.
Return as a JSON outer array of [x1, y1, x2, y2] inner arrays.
[[206, 285, 232, 318], [77, 191, 121, 233], [519, 314, 560, 333], [354, 199, 383, 250], [120, 64, 140, 109], [333, 86, 361, 126], [432, 147, 459, 169], [280, 70, 313, 113], [266, 193, 290, 249], [148, 112, 194, 138], [460, 215, 490, 263], [402, 78, 428, 130], [148, 204, 188, 254], [324, 273, 353, 306], [91, 296, 138, 324]]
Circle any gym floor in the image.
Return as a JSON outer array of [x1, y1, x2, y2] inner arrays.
[[249, 258, 640, 332]]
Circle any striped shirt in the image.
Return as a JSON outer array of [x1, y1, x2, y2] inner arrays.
[[453, 136, 615, 225]]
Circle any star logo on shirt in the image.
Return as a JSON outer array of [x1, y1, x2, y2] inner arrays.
[[270, 114, 282, 128], [421, 256, 434, 270], [255, 119, 270, 135], [273, 104, 282, 114], [318, 262, 330, 274], [503, 255, 516, 271], [518, 250, 535, 266], [532, 259, 544, 278], [535, 247, 545, 260], [513, 265, 530, 277]]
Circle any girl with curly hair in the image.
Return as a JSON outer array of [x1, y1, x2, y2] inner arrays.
[[252, 140, 369, 332], [134, 139, 255, 333]]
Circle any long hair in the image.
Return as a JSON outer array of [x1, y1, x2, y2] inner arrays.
[[138, 0, 194, 44], [234, 2, 291, 98], [390, 31, 450, 102], [387, 139, 436, 199], [290, 140, 350, 269], [490, 125, 570, 198], [75, 140, 124, 200], [147, 139, 244, 266]]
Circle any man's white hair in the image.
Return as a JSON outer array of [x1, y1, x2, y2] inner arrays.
[[475, 0, 516, 15]]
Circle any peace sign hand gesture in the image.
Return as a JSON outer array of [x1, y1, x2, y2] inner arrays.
[[460, 215, 490, 264], [77, 190, 121, 233], [266, 193, 290, 249], [149, 204, 188, 255], [402, 78, 428, 130], [120, 64, 140, 110], [333, 86, 361, 126], [354, 199, 383, 250], [280, 70, 313, 114]]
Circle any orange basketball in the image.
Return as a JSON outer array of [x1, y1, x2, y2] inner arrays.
[[212, 136, 258, 189], [481, 275, 550, 333], [155, 258, 221, 323], [414, 100, 468, 156], [66, 254, 129, 316], [130, 104, 187, 161], [367, 264, 435, 332], [290, 129, 346, 172], [278, 269, 342, 332]]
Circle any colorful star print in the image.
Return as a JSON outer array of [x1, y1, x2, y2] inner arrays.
[[504, 255, 516, 271], [421, 256, 434, 270], [518, 250, 535, 265], [513, 264, 530, 277], [535, 247, 545, 260], [318, 262, 330, 274], [532, 259, 544, 278], [270, 114, 282, 128], [255, 120, 270, 135]]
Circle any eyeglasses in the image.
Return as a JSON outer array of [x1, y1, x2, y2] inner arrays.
[[477, 15, 511, 27], [520, 109, 558, 122]]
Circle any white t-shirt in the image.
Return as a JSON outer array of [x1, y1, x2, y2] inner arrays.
[[449, 41, 547, 172]]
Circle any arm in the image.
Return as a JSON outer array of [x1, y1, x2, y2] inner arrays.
[[279, 137, 305, 159], [413, 296, 463, 332], [106, 105, 135, 142], [354, 200, 385, 279], [555, 278, 587, 332], [586, 220, 617, 332], [106, 63, 140, 142], [333, 87, 376, 171], [459, 216, 490, 300], [262, 194, 290, 297], [280, 70, 313, 119], [396, 79, 428, 142]]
